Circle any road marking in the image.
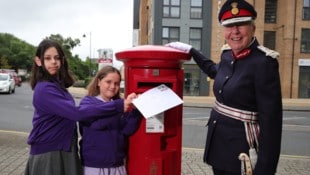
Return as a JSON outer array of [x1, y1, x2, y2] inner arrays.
[[283, 124, 310, 132], [182, 147, 310, 159], [280, 154, 310, 159], [0, 129, 29, 135], [183, 147, 204, 151], [283, 116, 307, 120], [185, 116, 307, 121], [184, 117, 209, 120]]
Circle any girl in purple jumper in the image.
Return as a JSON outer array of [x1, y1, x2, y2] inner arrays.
[[25, 39, 135, 175], [79, 66, 142, 175]]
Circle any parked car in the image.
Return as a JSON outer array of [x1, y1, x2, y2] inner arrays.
[[0, 73, 15, 94], [11, 72, 22, 87], [0, 69, 22, 87]]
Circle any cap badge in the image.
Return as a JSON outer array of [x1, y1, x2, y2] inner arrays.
[[231, 2, 239, 16]]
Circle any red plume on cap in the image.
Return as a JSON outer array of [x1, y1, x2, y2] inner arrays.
[[218, 0, 257, 26]]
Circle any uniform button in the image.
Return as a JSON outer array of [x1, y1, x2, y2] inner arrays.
[[219, 90, 222, 94], [213, 120, 217, 124], [225, 76, 229, 79], [231, 61, 234, 64]]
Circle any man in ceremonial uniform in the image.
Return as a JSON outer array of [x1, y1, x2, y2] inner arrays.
[[166, 0, 283, 174]]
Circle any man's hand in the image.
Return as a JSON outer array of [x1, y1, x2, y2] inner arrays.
[[165, 42, 192, 53]]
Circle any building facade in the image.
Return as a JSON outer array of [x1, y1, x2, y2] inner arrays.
[[133, 0, 310, 98]]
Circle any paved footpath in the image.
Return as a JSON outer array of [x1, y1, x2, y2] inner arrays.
[[1, 130, 309, 175]]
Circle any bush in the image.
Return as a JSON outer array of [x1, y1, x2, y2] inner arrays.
[[73, 80, 86, 88], [84, 77, 92, 87]]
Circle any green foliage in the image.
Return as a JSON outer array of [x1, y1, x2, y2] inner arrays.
[[0, 33, 91, 81], [84, 77, 92, 87], [70, 55, 89, 80], [0, 56, 10, 69], [0, 33, 35, 71]]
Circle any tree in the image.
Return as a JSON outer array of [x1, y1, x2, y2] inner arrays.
[[0, 56, 10, 69], [0, 32, 90, 81], [0, 33, 35, 72]]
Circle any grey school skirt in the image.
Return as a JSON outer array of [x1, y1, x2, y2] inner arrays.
[[24, 135, 83, 175]]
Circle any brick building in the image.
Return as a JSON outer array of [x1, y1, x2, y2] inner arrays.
[[133, 0, 310, 98]]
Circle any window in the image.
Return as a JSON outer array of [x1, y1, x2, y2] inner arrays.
[[265, 0, 277, 23], [301, 29, 310, 53], [163, 0, 180, 18], [183, 65, 202, 96], [298, 66, 310, 98], [264, 31, 276, 50], [303, 0, 310, 20], [189, 28, 202, 51], [190, 0, 202, 19], [162, 27, 180, 44]]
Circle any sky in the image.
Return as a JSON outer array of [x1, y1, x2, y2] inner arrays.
[[0, 0, 134, 68]]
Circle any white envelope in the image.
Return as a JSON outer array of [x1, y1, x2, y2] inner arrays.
[[132, 84, 183, 119]]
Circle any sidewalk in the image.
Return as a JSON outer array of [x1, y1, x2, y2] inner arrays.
[[0, 87, 309, 175], [1, 131, 309, 175]]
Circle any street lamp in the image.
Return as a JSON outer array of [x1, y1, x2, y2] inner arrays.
[[83, 32, 92, 77]]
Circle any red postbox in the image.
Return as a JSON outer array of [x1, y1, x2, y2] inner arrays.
[[115, 45, 191, 175]]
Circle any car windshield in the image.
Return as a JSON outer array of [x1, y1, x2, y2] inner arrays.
[[0, 74, 9, 81]]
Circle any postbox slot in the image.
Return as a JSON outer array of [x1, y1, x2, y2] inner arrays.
[[137, 82, 173, 89]]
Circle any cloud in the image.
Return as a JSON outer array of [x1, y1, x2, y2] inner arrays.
[[0, 0, 133, 67]]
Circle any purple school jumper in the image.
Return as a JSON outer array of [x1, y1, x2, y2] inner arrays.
[[79, 95, 141, 173], [27, 81, 124, 155]]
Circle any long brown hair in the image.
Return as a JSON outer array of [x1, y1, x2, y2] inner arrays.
[[87, 66, 121, 99], [29, 39, 74, 90]]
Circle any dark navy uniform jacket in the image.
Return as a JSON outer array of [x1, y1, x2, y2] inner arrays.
[[189, 38, 283, 174]]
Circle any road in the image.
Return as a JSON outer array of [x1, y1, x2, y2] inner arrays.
[[0, 83, 309, 156], [0, 83, 33, 132], [182, 107, 310, 156]]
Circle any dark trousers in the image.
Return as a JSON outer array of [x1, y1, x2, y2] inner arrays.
[[213, 167, 240, 175]]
